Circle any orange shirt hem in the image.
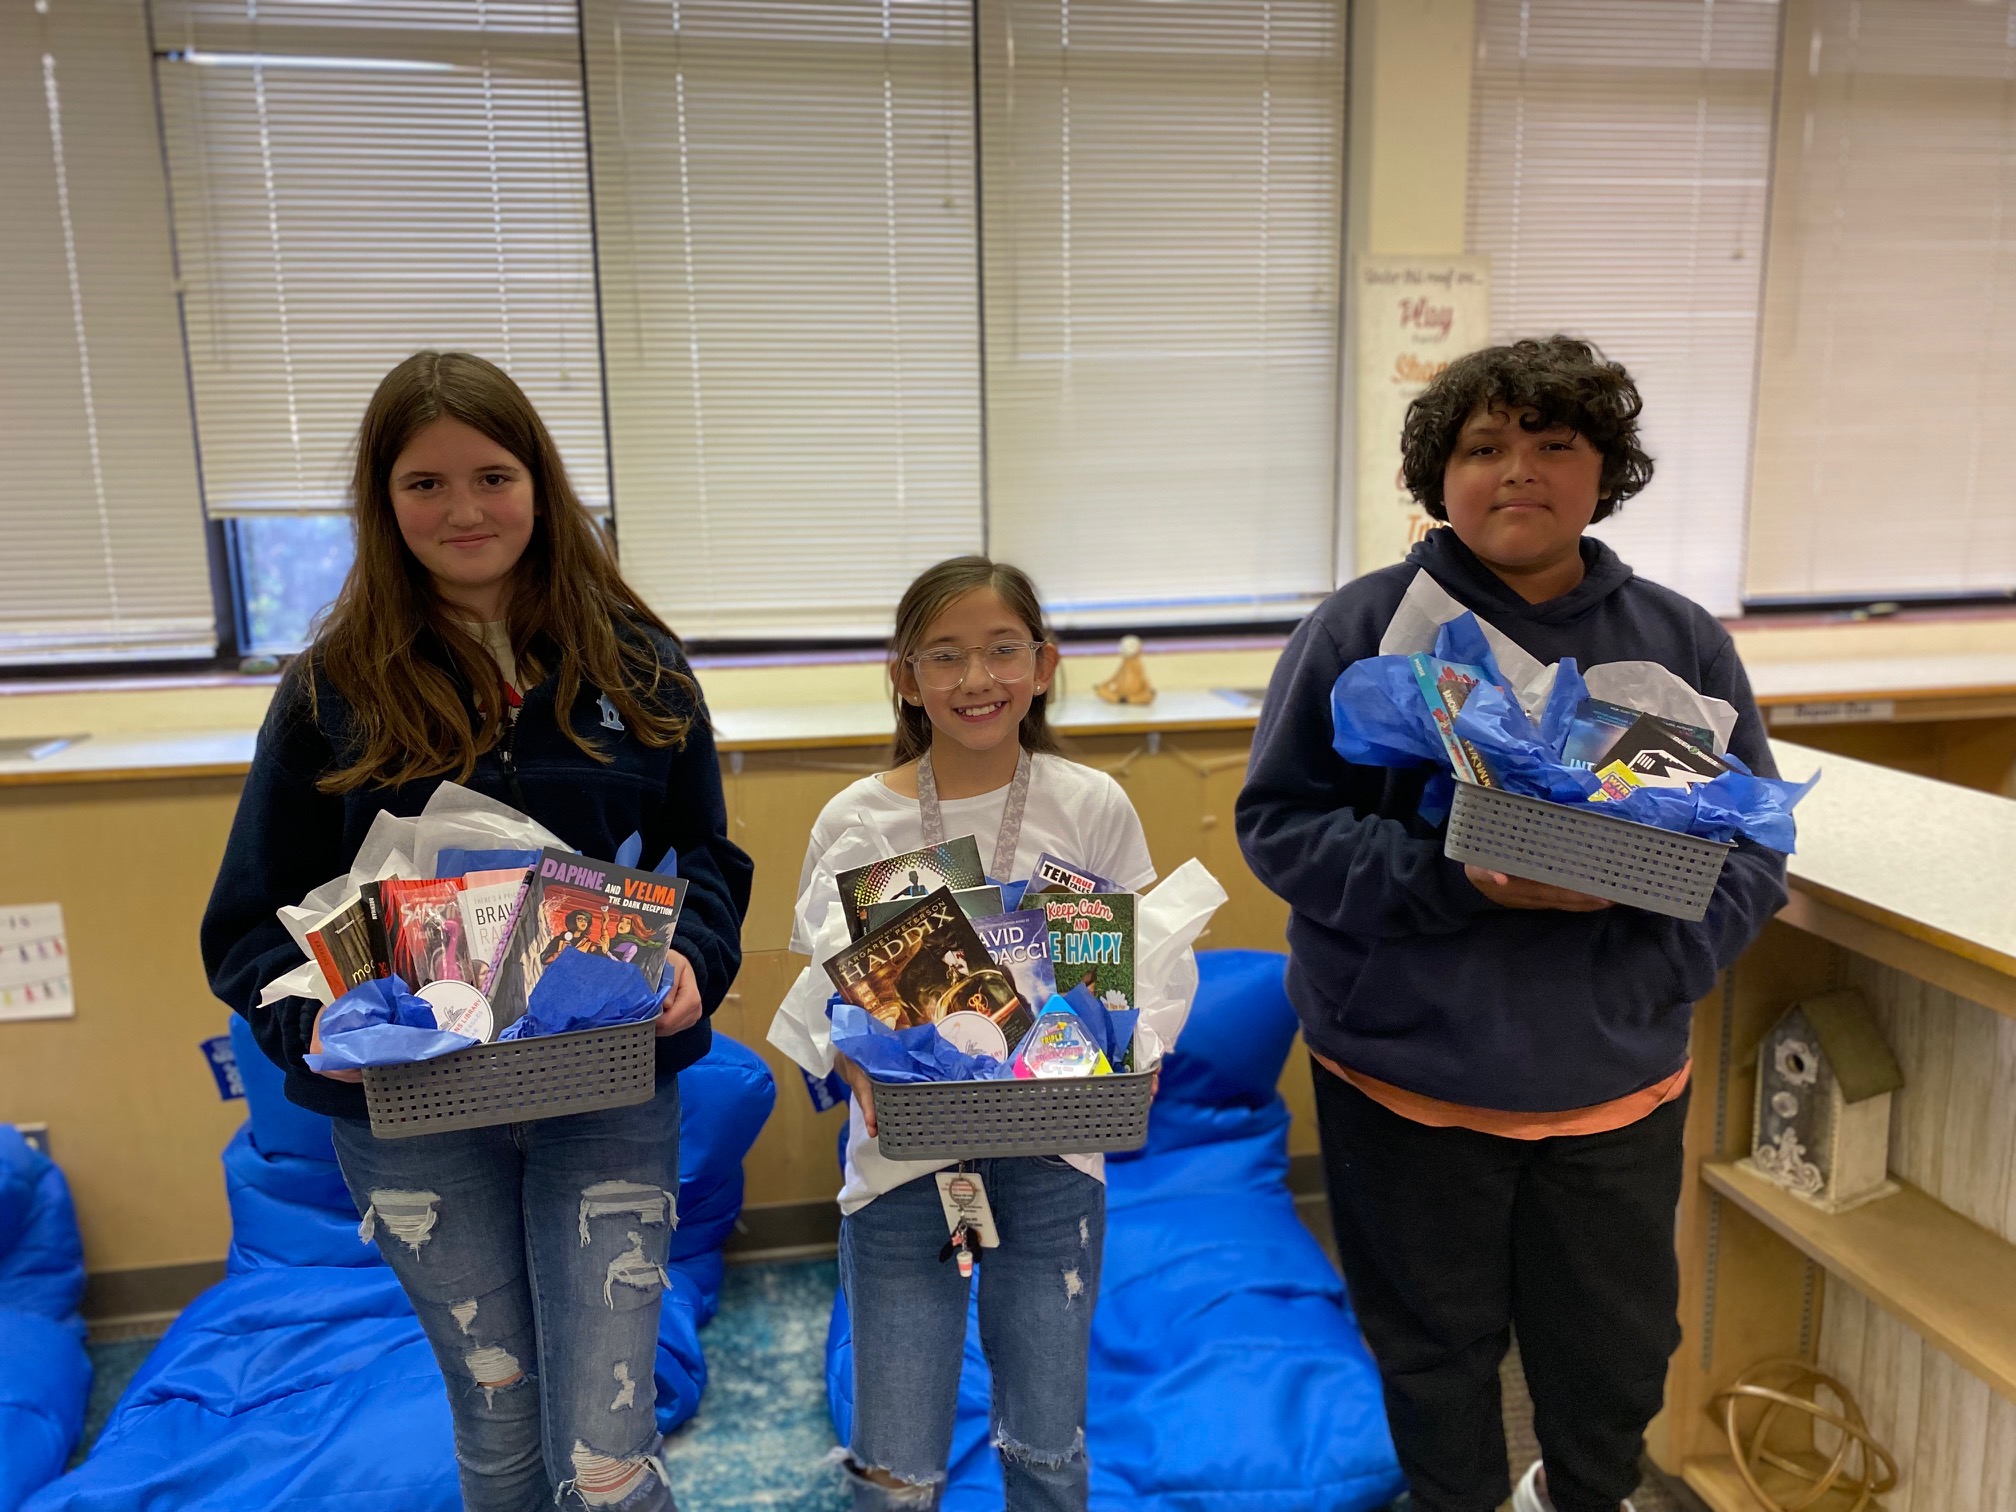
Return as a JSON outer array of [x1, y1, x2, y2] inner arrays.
[[1313, 1052, 1692, 1140]]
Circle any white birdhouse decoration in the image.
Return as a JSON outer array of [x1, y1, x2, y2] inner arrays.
[[1747, 989, 1903, 1214]]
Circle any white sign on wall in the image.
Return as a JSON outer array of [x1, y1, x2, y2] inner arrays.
[[1354, 255, 1491, 577], [0, 903, 74, 1021]]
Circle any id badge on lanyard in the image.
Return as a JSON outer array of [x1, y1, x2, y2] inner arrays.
[[916, 747, 1032, 882]]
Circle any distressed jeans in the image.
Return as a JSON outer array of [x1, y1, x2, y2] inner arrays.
[[330, 1079, 681, 1512], [839, 1157, 1105, 1512]]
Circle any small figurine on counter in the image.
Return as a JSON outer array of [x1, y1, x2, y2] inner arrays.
[[1095, 634, 1156, 706]]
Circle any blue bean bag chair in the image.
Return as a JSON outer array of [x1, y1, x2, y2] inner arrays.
[[0, 1126, 91, 1512], [827, 950, 1405, 1511], [26, 1017, 774, 1512]]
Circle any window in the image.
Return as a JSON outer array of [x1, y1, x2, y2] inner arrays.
[[1746, 0, 2016, 603], [152, 1, 607, 516], [1467, 0, 1779, 617], [1, 3, 215, 666], [580, 0, 985, 641], [131, 0, 1349, 651], [978, 0, 1348, 628], [229, 515, 356, 653]]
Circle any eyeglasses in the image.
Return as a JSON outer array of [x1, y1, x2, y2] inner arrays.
[[907, 639, 1046, 691]]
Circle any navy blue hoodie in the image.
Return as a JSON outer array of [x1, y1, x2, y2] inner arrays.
[[201, 628, 752, 1119], [1234, 529, 1787, 1112]]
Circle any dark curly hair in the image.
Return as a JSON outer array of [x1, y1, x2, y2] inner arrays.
[[1399, 336, 1654, 523]]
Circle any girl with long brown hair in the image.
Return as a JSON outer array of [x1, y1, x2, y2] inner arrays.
[[202, 352, 751, 1512], [771, 557, 1155, 1511]]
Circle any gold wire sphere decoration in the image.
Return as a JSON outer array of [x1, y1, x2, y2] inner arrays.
[[1712, 1359, 1898, 1512]]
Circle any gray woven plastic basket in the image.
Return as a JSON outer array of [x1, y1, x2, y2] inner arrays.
[[871, 1071, 1156, 1161], [1443, 780, 1730, 921], [361, 1018, 657, 1138]]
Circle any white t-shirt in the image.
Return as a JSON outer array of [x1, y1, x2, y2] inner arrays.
[[781, 752, 1156, 1213]]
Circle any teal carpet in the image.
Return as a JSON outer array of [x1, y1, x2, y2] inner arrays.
[[77, 1254, 1671, 1510], [79, 1259, 850, 1507]]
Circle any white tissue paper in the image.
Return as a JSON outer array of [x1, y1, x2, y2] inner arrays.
[[410, 781, 567, 877], [1129, 858, 1228, 1070], [768, 899, 854, 1080], [257, 781, 566, 1011], [1376, 566, 1738, 752]]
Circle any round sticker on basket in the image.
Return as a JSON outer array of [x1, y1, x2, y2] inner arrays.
[[935, 1011, 1009, 1063], [417, 979, 495, 1043]]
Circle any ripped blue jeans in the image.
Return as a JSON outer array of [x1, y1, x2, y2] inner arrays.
[[331, 1080, 680, 1512], [839, 1157, 1104, 1512]]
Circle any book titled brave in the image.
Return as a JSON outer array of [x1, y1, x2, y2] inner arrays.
[[488, 849, 688, 1032]]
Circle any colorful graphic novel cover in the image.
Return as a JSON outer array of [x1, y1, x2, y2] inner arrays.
[[823, 887, 998, 1033], [968, 909, 1056, 1045], [305, 892, 385, 998], [1027, 852, 1118, 896], [863, 884, 1003, 935], [374, 878, 473, 990], [488, 849, 687, 1030], [1408, 654, 1500, 787], [835, 837, 986, 941], [1040, 893, 1136, 1012]]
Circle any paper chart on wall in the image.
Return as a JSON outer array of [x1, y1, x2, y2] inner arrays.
[[1353, 254, 1491, 577], [0, 903, 73, 1021]]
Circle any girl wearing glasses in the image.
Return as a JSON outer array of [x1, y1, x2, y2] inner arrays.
[[778, 556, 1154, 1510]]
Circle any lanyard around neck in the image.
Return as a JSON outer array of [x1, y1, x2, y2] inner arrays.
[[916, 747, 1032, 882]]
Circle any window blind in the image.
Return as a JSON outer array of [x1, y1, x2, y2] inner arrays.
[[1747, 0, 2016, 602], [0, 2, 214, 665], [977, 0, 1348, 628], [152, 0, 608, 516], [1468, 0, 1779, 618], [581, 0, 984, 641]]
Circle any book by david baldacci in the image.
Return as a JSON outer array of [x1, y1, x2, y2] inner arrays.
[[835, 836, 986, 941], [823, 886, 998, 1033], [1040, 894, 1136, 1012], [488, 849, 687, 1030], [967, 908, 1055, 1045], [863, 884, 1003, 935]]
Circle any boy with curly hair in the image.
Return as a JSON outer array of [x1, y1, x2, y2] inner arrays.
[[1236, 337, 1787, 1512]]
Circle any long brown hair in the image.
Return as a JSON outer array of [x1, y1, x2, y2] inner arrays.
[[888, 556, 1062, 765], [308, 351, 695, 793]]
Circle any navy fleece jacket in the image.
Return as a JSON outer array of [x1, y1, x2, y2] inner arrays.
[[1235, 529, 1787, 1112], [201, 629, 753, 1119]]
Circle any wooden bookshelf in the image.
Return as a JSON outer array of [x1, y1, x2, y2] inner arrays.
[[1682, 1453, 1884, 1512], [1702, 1159, 2016, 1404]]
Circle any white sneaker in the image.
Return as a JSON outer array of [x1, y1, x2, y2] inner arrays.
[[1510, 1460, 1636, 1512]]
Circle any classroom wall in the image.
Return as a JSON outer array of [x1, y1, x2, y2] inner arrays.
[[0, 711, 1297, 1293]]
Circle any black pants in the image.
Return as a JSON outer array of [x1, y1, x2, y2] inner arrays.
[[1311, 1061, 1686, 1512]]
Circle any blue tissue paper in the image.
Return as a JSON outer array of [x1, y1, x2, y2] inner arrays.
[[436, 846, 540, 879], [497, 947, 663, 1041], [304, 976, 479, 1070], [828, 1002, 1009, 1085], [1331, 610, 1816, 852]]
